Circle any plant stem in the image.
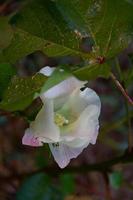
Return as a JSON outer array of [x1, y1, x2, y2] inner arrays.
[[113, 59, 133, 152], [110, 72, 133, 106]]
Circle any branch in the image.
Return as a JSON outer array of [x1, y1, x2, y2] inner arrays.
[[0, 151, 133, 181], [37, 151, 132, 174], [110, 72, 133, 106]]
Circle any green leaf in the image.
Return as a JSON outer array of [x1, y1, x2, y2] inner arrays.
[[40, 66, 71, 94], [73, 62, 110, 80], [0, 73, 47, 111], [109, 171, 123, 189], [5, 0, 133, 63], [0, 66, 72, 112], [0, 28, 81, 64], [6, 0, 90, 62], [0, 17, 13, 49], [1, 0, 133, 81], [16, 173, 63, 200], [55, 0, 133, 58], [0, 63, 16, 98]]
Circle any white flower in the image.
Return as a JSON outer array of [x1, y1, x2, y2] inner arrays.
[[22, 66, 101, 168]]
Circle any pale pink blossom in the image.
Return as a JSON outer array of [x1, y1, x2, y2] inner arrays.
[[22, 66, 101, 168]]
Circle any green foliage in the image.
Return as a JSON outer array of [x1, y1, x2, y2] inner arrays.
[[109, 171, 123, 189], [53, 0, 133, 58], [0, 28, 77, 64], [0, 63, 16, 98], [0, 66, 71, 111], [1, 29, 53, 63], [60, 174, 75, 196], [10, 0, 84, 58], [16, 173, 63, 200], [0, 17, 13, 50], [0, 73, 47, 111], [74, 62, 110, 80], [1, 0, 133, 62], [0, 0, 133, 111]]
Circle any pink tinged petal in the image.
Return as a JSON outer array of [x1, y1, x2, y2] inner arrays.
[[22, 128, 43, 147], [39, 66, 55, 77], [41, 77, 85, 100], [31, 99, 60, 143], [49, 143, 86, 168]]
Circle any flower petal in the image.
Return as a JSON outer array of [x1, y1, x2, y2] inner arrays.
[[59, 87, 101, 118], [49, 143, 86, 168], [22, 128, 43, 147], [41, 77, 85, 100], [31, 99, 60, 143], [59, 88, 101, 147], [39, 66, 55, 77], [62, 108, 100, 148]]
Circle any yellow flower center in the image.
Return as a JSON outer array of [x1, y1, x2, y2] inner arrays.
[[54, 113, 69, 127]]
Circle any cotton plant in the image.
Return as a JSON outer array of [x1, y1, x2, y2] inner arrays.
[[22, 66, 101, 168]]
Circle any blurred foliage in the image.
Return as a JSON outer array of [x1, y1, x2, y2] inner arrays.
[[16, 173, 63, 200], [109, 171, 123, 189], [60, 174, 75, 196], [0, 63, 16, 98], [0, 73, 47, 111], [16, 173, 75, 200], [0, 17, 13, 49]]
